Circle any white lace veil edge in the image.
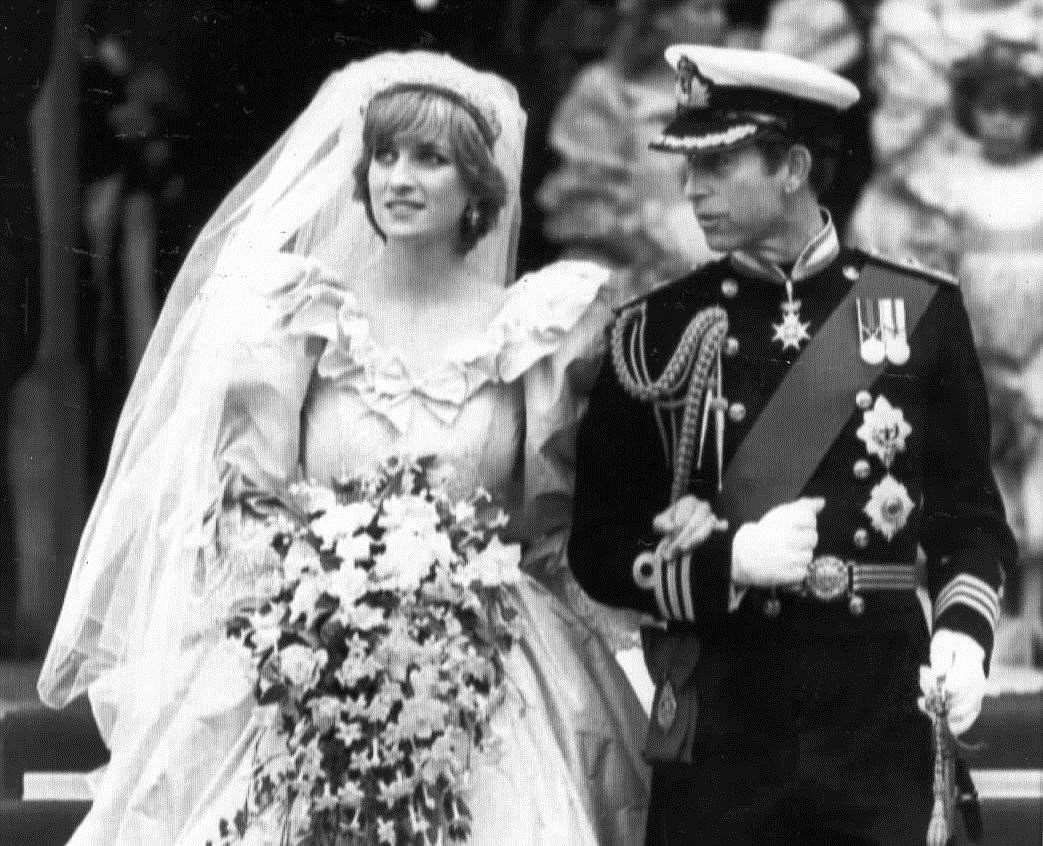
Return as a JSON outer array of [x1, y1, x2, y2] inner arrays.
[[37, 51, 526, 708]]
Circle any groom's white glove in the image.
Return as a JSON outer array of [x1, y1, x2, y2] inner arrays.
[[731, 497, 825, 588], [919, 628, 987, 737]]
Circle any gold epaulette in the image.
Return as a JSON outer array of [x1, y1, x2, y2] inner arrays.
[[860, 248, 959, 286]]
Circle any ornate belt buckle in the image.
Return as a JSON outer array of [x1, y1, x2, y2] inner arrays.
[[805, 555, 849, 602]]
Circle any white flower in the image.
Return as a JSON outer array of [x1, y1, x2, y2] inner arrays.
[[470, 537, 522, 587], [250, 605, 283, 652], [326, 564, 369, 607], [863, 474, 915, 540], [340, 603, 385, 631], [279, 644, 326, 688], [377, 818, 397, 845], [427, 531, 457, 567], [485, 508, 510, 530], [310, 503, 377, 548], [283, 538, 321, 581], [379, 494, 440, 536], [856, 395, 912, 467], [288, 575, 326, 625], [374, 529, 436, 591], [452, 500, 476, 525], [309, 695, 341, 733], [334, 533, 373, 565]]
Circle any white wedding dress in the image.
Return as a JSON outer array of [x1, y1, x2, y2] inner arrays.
[[69, 257, 649, 845]]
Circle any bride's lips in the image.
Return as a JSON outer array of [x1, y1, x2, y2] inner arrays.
[[384, 199, 425, 213]]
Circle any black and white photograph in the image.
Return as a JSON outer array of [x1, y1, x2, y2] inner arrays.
[[0, 1, 1041, 843]]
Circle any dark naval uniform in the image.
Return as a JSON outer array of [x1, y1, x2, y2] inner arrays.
[[568, 218, 1017, 843]]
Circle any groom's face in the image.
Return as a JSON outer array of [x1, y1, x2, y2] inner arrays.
[[682, 144, 787, 254]]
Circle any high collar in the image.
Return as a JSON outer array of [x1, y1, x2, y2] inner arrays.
[[729, 209, 839, 285]]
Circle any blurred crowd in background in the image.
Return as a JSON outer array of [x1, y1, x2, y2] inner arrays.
[[1, 0, 1041, 665]]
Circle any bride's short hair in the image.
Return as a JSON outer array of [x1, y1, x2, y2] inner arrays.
[[353, 86, 509, 253]]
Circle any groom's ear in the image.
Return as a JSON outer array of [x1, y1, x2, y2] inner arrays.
[[780, 144, 813, 194]]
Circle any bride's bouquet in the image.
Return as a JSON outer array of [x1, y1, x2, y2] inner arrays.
[[216, 456, 521, 846]]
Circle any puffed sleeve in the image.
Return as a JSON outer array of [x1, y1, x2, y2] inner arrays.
[[513, 264, 614, 556], [922, 284, 1017, 667], [212, 254, 348, 532], [867, 2, 952, 167], [502, 260, 644, 648]]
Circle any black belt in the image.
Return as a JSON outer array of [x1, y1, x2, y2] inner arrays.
[[771, 555, 918, 617]]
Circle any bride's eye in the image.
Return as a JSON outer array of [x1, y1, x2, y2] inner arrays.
[[373, 145, 398, 166], [415, 144, 451, 167]]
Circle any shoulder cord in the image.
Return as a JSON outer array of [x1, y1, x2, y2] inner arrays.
[[611, 303, 729, 503]]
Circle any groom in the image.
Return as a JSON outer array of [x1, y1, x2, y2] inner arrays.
[[569, 45, 1016, 844]]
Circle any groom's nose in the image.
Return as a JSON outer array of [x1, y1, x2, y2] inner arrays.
[[684, 167, 712, 203]]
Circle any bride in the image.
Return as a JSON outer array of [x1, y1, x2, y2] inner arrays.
[[37, 52, 648, 844]]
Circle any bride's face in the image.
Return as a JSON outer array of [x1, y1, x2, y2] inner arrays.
[[367, 133, 470, 245]]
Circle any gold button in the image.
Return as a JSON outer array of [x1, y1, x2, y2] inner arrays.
[[853, 459, 871, 480], [728, 402, 747, 423], [848, 595, 866, 616], [724, 336, 740, 357], [856, 390, 873, 410], [843, 265, 860, 281], [721, 278, 739, 298], [853, 528, 869, 548]]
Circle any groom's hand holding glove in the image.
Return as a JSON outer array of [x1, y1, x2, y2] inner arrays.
[[919, 628, 987, 736], [731, 497, 825, 588]]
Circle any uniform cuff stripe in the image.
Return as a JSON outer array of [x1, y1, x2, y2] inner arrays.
[[664, 560, 682, 620], [652, 568, 672, 620], [679, 554, 695, 622], [934, 574, 1000, 629]]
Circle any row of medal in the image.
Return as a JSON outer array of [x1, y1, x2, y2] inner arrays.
[[857, 296, 910, 366]]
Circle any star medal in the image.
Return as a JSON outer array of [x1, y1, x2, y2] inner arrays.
[[864, 474, 914, 540], [855, 394, 911, 467], [856, 296, 885, 365], [772, 282, 810, 351]]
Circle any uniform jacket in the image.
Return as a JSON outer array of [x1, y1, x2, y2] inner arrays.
[[569, 217, 1016, 664]]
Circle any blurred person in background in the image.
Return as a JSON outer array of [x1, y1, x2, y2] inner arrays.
[[538, 0, 755, 302], [78, 26, 187, 381], [846, 0, 1043, 266], [910, 37, 1043, 665]]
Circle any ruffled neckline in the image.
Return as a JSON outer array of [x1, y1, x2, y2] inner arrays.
[[284, 259, 610, 432]]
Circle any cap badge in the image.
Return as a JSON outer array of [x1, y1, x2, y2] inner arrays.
[[675, 56, 713, 109]]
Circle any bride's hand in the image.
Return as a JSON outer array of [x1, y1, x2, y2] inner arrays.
[[653, 495, 728, 561]]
